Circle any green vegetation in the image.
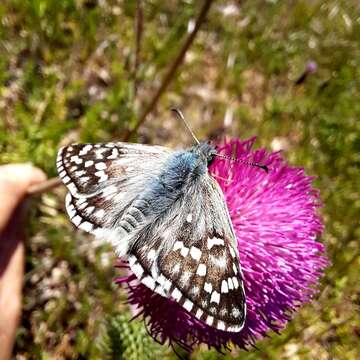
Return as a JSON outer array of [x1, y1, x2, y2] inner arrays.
[[1, 0, 359, 358]]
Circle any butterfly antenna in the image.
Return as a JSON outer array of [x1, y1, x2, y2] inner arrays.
[[215, 154, 269, 173], [171, 108, 200, 145]]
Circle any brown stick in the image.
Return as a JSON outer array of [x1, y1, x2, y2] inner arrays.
[[133, 0, 143, 97], [124, 0, 214, 141], [27, 178, 62, 196]]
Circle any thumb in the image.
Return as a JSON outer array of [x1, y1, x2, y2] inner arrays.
[[0, 164, 47, 233]]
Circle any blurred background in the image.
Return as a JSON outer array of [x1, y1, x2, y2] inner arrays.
[[0, 0, 359, 359]]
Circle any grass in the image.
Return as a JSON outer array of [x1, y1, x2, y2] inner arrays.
[[0, 0, 359, 358]]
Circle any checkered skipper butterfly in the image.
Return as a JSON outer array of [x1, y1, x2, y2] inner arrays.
[[56, 110, 267, 332]]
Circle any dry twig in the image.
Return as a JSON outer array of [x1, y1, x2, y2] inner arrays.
[[133, 0, 143, 97], [124, 0, 214, 141]]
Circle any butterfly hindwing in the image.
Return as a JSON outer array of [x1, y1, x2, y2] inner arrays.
[[129, 174, 246, 332]]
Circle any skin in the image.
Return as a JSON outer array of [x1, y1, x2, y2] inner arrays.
[[0, 164, 46, 360]]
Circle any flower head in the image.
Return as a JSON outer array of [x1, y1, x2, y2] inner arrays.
[[117, 137, 327, 352]]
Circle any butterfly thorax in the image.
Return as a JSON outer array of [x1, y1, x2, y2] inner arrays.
[[160, 142, 216, 188], [125, 144, 216, 229]]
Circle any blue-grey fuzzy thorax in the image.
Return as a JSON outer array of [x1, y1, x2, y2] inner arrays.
[[137, 142, 217, 218]]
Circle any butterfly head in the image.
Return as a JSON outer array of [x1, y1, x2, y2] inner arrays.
[[192, 142, 218, 167]]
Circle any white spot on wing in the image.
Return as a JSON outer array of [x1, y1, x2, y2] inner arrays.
[[147, 249, 156, 261], [186, 213, 192, 223], [173, 241, 183, 251], [67, 205, 76, 219], [233, 263, 238, 274], [232, 276, 239, 289], [71, 155, 82, 164], [196, 263, 207, 276], [227, 324, 242, 332], [79, 221, 93, 232], [190, 246, 201, 260], [183, 299, 193, 312], [72, 215, 82, 226], [75, 170, 86, 177], [221, 279, 229, 293], [204, 282, 212, 293], [228, 277, 234, 290], [171, 288, 182, 301], [180, 247, 189, 257], [95, 162, 107, 170], [67, 183, 77, 194], [173, 241, 189, 257], [232, 307, 241, 318], [79, 144, 93, 156], [128, 255, 136, 267], [205, 315, 214, 326], [207, 236, 225, 249], [59, 170, 66, 178], [210, 291, 220, 304], [84, 160, 94, 167], [131, 262, 144, 278], [154, 285, 166, 297], [195, 308, 203, 318], [163, 278, 172, 291], [141, 276, 156, 290]]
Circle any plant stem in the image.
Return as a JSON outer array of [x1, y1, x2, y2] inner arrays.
[[133, 0, 143, 97], [27, 178, 62, 196], [124, 0, 214, 141]]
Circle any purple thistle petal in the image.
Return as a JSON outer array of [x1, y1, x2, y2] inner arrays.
[[116, 137, 328, 351], [306, 61, 318, 74]]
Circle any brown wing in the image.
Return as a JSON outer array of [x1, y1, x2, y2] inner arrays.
[[128, 175, 246, 332]]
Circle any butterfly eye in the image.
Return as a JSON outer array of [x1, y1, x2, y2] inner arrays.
[[207, 154, 216, 166]]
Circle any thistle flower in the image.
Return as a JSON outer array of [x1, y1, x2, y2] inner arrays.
[[117, 137, 327, 352]]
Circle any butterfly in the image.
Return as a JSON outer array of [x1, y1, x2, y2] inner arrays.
[[56, 112, 254, 332]]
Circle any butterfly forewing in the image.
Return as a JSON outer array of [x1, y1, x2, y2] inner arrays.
[[128, 175, 246, 332], [57, 143, 172, 253]]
